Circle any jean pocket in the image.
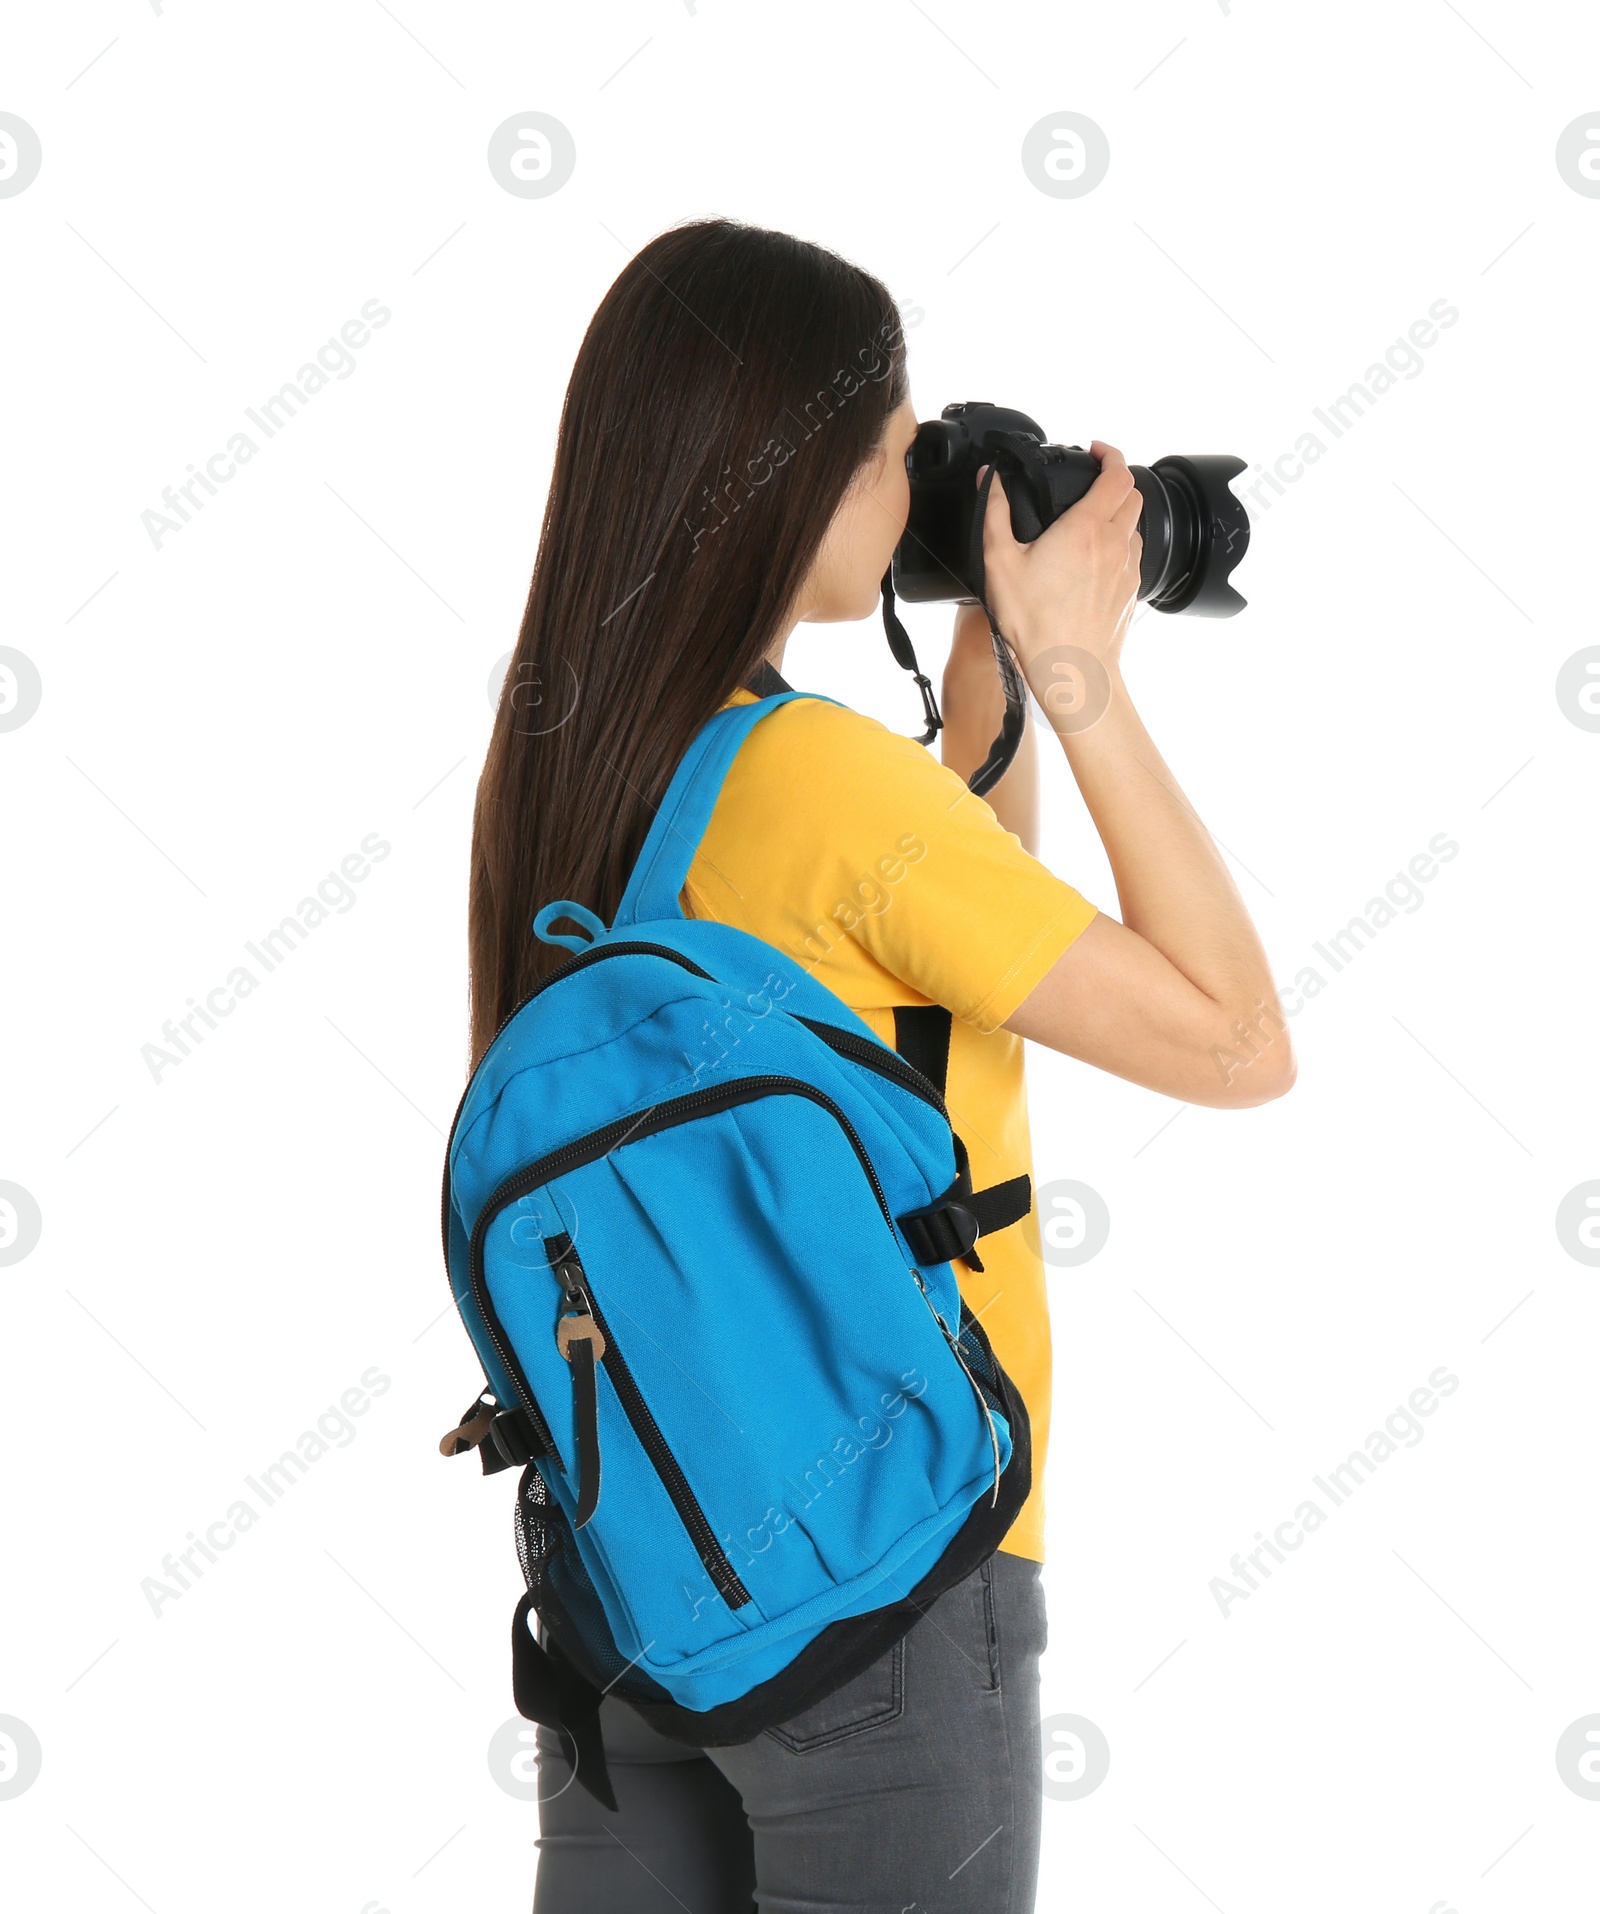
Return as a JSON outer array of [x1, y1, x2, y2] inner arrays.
[[765, 1636, 906, 1752], [976, 1555, 1001, 1693]]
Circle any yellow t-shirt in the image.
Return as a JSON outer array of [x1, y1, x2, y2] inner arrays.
[[683, 688, 1098, 1562]]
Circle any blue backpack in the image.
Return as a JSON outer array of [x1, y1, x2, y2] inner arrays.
[[439, 691, 1033, 1807]]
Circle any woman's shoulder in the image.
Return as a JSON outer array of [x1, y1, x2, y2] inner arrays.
[[733, 690, 951, 791], [706, 691, 991, 884]]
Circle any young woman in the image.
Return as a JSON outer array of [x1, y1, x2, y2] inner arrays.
[[470, 219, 1293, 1914]]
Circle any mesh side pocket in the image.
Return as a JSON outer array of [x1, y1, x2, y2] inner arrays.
[[513, 1461, 671, 1704], [514, 1461, 558, 1593]]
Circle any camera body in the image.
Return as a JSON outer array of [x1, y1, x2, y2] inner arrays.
[[892, 402, 1251, 618]]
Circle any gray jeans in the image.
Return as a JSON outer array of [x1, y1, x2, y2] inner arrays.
[[532, 1550, 1047, 1914]]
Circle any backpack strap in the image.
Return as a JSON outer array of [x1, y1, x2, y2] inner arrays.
[[611, 690, 836, 930], [892, 1007, 1032, 1272], [892, 1005, 953, 1095], [897, 1133, 1032, 1273], [510, 1589, 618, 1812], [612, 691, 1034, 1272]]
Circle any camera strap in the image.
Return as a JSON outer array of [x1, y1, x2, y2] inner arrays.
[[879, 565, 943, 746], [963, 463, 1029, 800], [879, 458, 1029, 801]]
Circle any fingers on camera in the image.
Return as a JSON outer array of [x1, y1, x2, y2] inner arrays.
[[1091, 466, 1136, 518], [982, 470, 1017, 543]]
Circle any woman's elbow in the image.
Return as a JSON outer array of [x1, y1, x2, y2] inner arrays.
[[1210, 1036, 1298, 1108]]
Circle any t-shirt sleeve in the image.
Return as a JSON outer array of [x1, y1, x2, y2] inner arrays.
[[721, 696, 1099, 1035]]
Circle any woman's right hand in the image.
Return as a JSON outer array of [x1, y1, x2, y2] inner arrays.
[[976, 439, 1144, 691], [984, 443, 1293, 1108]]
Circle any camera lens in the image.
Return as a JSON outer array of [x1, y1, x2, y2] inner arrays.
[[1138, 455, 1250, 616]]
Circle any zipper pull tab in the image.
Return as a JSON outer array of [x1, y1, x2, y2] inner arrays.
[[551, 1249, 605, 1527], [556, 1309, 607, 1363], [553, 1254, 607, 1364]]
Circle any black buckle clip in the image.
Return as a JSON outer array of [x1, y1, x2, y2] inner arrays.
[[898, 1198, 981, 1267], [489, 1407, 537, 1470]]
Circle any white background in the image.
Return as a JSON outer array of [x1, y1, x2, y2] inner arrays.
[[3, 3, 1597, 1910]]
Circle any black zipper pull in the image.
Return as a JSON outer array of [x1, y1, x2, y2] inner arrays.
[[551, 1246, 605, 1528]]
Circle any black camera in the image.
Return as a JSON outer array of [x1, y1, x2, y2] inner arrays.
[[892, 402, 1250, 617], [879, 403, 1252, 797]]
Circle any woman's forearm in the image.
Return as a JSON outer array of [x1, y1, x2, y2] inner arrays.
[[940, 605, 1039, 853], [971, 442, 1293, 1103], [1047, 667, 1277, 1018]]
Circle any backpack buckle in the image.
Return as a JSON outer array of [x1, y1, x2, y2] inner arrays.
[[898, 1198, 981, 1266], [489, 1408, 537, 1469], [439, 1391, 544, 1474]]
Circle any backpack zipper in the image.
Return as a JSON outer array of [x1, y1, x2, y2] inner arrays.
[[795, 1018, 948, 1118], [550, 1235, 751, 1605], [442, 953, 944, 1272], [465, 1075, 916, 1610], [470, 1075, 901, 1256], [549, 1238, 606, 1530]]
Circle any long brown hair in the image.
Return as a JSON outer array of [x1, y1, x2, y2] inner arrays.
[[468, 219, 909, 1067]]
